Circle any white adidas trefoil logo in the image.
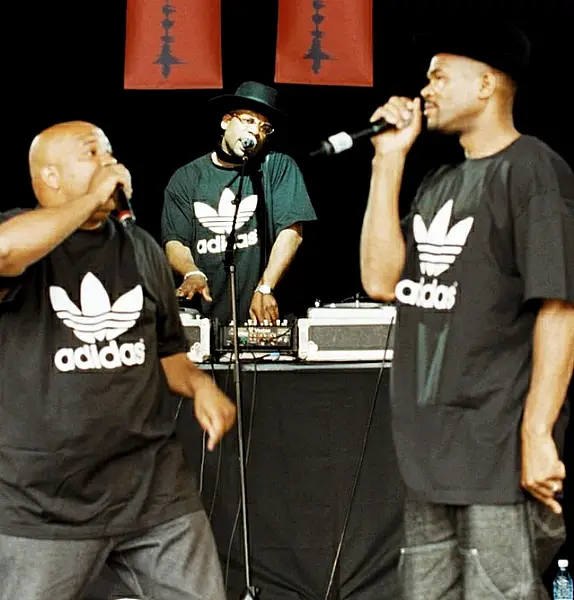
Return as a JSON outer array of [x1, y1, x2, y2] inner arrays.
[[395, 200, 474, 310], [49, 272, 146, 372], [193, 188, 258, 255], [194, 188, 257, 234]]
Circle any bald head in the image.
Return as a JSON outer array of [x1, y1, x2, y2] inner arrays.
[[28, 121, 113, 206], [29, 121, 99, 179]]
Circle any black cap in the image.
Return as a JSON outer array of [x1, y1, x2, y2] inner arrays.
[[209, 81, 286, 124], [414, 22, 531, 84]]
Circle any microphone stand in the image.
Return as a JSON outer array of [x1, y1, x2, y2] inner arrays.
[[223, 153, 261, 600]]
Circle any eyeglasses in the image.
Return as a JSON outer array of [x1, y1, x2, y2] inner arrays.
[[233, 114, 274, 136]]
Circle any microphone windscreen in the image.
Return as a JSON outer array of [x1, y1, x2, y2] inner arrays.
[[241, 136, 256, 150]]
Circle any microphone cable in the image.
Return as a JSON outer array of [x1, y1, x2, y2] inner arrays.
[[204, 359, 232, 516], [322, 312, 396, 600], [198, 357, 224, 500]]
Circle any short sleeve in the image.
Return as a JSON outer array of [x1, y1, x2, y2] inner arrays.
[[400, 210, 414, 239], [514, 192, 574, 303], [266, 153, 317, 235], [153, 247, 189, 358], [131, 228, 189, 358], [401, 168, 438, 239], [161, 170, 195, 248]]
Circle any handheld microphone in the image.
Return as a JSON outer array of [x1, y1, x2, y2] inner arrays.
[[113, 185, 135, 227], [310, 117, 394, 157], [240, 135, 257, 151]]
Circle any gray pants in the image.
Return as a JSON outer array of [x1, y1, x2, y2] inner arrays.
[[399, 499, 566, 600], [0, 511, 225, 600]]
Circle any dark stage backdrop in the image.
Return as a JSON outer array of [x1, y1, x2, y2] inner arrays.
[[8, 0, 574, 312]]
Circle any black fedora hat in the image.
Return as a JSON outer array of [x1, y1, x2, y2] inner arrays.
[[413, 21, 531, 84], [209, 81, 287, 124]]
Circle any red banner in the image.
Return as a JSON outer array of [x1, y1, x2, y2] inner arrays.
[[124, 0, 222, 90], [275, 0, 373, 87]]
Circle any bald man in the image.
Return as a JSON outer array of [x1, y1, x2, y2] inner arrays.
[[0, 121, 235, 600]]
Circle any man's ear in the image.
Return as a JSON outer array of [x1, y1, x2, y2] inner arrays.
[[478, 71, 497, 100], [40, 165, 60, 190]]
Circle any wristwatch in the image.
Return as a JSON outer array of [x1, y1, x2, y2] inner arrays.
[[255, 284, 273, 295]]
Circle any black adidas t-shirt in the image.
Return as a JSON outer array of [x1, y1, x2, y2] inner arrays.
[[161, 151, 317, 323], [0, 214, 201, 539], [392, 136, 574, 505]]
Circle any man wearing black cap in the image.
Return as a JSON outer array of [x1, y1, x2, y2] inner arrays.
[[360, 23, 574, 599], [162, 81, 317, 325]]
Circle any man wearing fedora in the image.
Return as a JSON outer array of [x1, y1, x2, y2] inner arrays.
[[161, 81, 317, 325], [360, 21, 573, 599]]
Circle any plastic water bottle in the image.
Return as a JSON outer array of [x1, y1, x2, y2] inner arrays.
[[553, 559, 574, 600]]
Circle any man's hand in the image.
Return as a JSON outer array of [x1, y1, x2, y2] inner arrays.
[[88, 163, 133, 208], [370, 96, 422, 157], [161, 353, 235, 450], [521, 428, 566, 514], [176, 273, 212, 302], [250, 291, 279, 324], [193, 378, 236, 451]]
